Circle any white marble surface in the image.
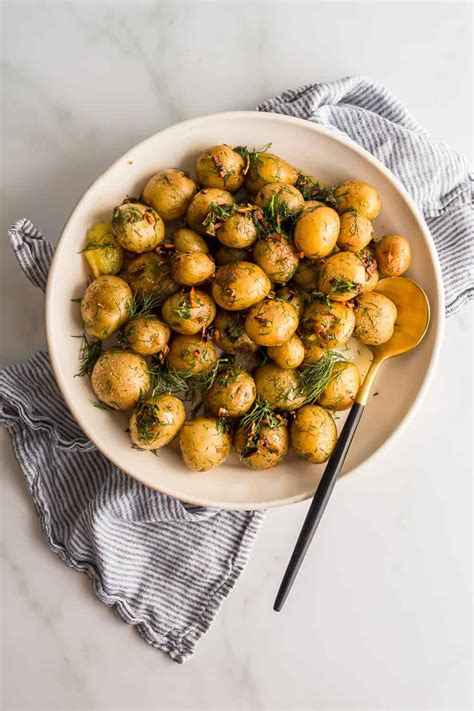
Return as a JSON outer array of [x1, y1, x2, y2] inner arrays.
[[1, 2, 472, 709]]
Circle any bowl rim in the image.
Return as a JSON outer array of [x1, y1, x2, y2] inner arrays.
[[45, 110, 445, 510]]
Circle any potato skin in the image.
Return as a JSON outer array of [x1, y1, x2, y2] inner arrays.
[[214, 244, 249, 266], [142, 169, 197, 222], [81, 275, 132, 340], [354, 292, 397, 345], [186, 188, 234, 235], [268, 334, 305, 369], [254, 363, 306, 411], [166, 335, 217, 374], [301, 300, 355, 348], [216, 212, 258, 249], [195, 144, 245, 192], [91, 349, 151, 410], [301, 343, 328, 367], [82, 222, 123, 278], [235, 422, 289, 470], [245, 298, 299, 347], [179, 417, 233, 471], [254, 181, 304, 214], [123, 315, 170, 356], [172, 228, 209, 253], [252, 233, 299, 284], [211, 261, 271, 311], [127, 252, 179, 300], [204, 370, 256, 418], [245, 152, 298, 194], [129, 394, 185, 450], [318, 252, 367, 301], [358, 246, 380, 294], [290, 405, 337, 463], [294, 206, 340, 259], [375, 235, 411, 276], [318, 362, 360, 410], [337, 210, 374, 252], [335, 180, 381, 220], [112, 202, 165, 252], [213, 310, 258, 354], [161, 289, 216, 334], [275, 286, 306, 317], [170, 251, 215, 286]]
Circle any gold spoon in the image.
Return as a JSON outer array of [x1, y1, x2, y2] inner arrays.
[[274, 277, 430, 611]]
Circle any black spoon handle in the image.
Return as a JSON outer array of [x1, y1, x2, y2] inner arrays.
[[274, 402, 365, 612]]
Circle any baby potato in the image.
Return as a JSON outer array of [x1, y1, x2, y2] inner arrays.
[[112, 202, 165, 253], [294, 206, 340, 259], [254, 181, 305, 215], [214, 244, 249, 265], [216, 211, 258, 249], [127, 252, 179, 300], [166, 334, 217, 374], [337, 210, 374, 252], [172, 228, 209, 254], [91, 349, 151, 410], [254, 363, 306, 411], [212, 261, 271, 311], [141, 169, 197, 222], [81, 275, 132, 340], [293, 259, 320, 289], [129, 394, 185, 450], [204, 367, 256, 418], [170, 251, 215, 286], [302, 343, 328, 367], [275, 286, 306, 317], [268, 334, 305, 369], [301, 200, 326, 214], [186, 188, 234, 235], [317, 362, 360, 410], [235, 421, 289, 470], [375, 235, 411, 276], [252, 233, 299, 284], [122, 315, 170, 356], [82, 222, 123, 278], [245, 298, 299, 347], [358, 246, 380, 294], [354, 292, 397, 345], [213, 310, 258, 354], [245, 151, 298, 194], [195, 144, 245, 192], [179, 417, 233, 471], [318, 252, 366, 301], [290, 405, 337, 463], [335, 180, 381, 220], [162, 289, 216, 334], [301, 299, 355, 348]]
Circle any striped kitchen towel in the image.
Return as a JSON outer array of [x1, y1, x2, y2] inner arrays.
[[1, 77, 472, 664]]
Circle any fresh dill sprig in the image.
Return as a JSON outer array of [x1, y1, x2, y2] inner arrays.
[[330, 277, 358, 295], [294, 173, 322, 200], [78, 238, 114, 254], [202, 202, 235, 236], [128, 290, 165, 318], [75, 334, 102, 377], [300, 350, 346, 404], [305, 289, 332, 307], [239, 396, 281, 432], [149, 361, 198, 401], [314, 185, 338, 210], [92, 400, 114, 410]]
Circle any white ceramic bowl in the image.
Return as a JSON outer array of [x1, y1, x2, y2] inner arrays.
[[46, 111, 444, 509]]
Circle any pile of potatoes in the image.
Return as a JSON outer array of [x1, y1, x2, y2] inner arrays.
[[76, 143, 412, 472]]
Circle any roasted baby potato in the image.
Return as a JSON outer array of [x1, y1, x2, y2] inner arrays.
[[267, 334, 305, 369], [214, 244, 250, 265], [212, 310, 258, 354], [235, 421, 289, 469], [169, 251, 215, 286], [245, 151, 298, 194], [142, 169, 197, 222], [335, 180, 381, 220], [204, 367, 256, 418], [161, 289, 216, 335], [254, 363, 306, 411], [216, 211, 258, 249], [91, 349, 150, 410], [317, 362, 360, 410], [166, 334, 218, 374], [254, 181, 304, 215], [290, 405, 337, 463], [301, 299, 355, 348], [122, 315, 170, 356], [82, 222, 123, 278], [195, 144, 245, 192], [354, 292, 397, 345], [127, 252, 179, 300], [186, 188, 234, 235], [172, 227, 209, 253], [129, 394, 185, 449], [245, 298, 299, 347], [211, 261, 271, 311], [318, 252, 367, 301], [375, 235, 411, 276], [294, 205, 340, 259], [337, 210, 374, 252], [179, 417, 233, 471], [112, 202, 165, 252], [81, 275, 132, 340], [252, 233, 299, 284]]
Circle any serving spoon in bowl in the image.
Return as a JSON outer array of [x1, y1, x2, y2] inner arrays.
[[274, 276, 431, 611]]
